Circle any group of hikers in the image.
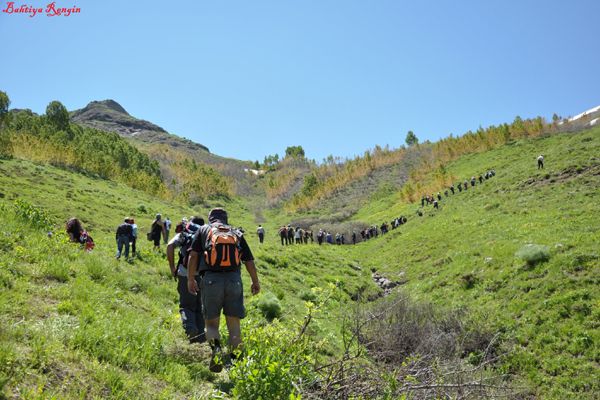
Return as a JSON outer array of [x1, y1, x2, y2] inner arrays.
[[66, 208, 260, 373], [261, 169, 498, 247], [112, 214, 172, 260], [277, 225, 314, 245]]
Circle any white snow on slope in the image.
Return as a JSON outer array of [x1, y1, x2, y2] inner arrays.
[[568, 105, 600, 122]]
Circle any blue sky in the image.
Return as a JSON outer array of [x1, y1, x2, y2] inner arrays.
[[1, 0, 599, 162]]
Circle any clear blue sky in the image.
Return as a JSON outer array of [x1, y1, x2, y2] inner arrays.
[[2, 0, 599, 162]]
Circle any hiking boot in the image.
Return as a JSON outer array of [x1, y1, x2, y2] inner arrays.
[[208, 340, 223, 373]]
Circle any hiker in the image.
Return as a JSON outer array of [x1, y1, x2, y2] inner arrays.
[[187, 208, 260, 373], [175, 217, 187, 234], [295, 227, 302, 244], [167, 216, 206, 345], [437, 192, 442, 201], [478, 175, 484, 184], [256, 225, 265, 244], [317, 229, 324, 245], [433, 200, 439, 209], [471, 177, 476, 187], [457, 183, 462, 192], [450, 185, 455, 195], [129, 218, 138, 257], [278, 226, 287, 245], [164, 217, 172, 244], [115, 218, 133, 260], [150, 214, 166, 250], [444, 190, 449, 197], [537, 155, 544, 169], [352, 231, 357, 245], [65, 217, 95, 251], [326, 232, 333, 244], [463, 181, 469, 190]]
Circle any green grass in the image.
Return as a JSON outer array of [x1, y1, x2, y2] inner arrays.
[[0, 158, 375, 399], [1, 126, 599, 398], [344, 128, 600, 398]]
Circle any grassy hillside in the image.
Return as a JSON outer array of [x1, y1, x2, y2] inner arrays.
[[343, 127, 600, 398], [1, 126, 598, 399], [0, 159, 376, 399]]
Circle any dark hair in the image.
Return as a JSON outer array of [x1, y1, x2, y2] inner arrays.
[[208, 208, 228, 224], [190, 216, 205, 225], [66, 218, 83, 242]]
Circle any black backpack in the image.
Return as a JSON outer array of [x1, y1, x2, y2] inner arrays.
[[176, 223, 201, 272]]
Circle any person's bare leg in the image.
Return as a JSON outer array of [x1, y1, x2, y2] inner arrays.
[[206, 317, 223, 372], [225, 316, 242, 349]]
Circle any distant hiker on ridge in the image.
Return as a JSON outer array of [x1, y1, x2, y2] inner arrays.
[[537, 154, 544, 169]]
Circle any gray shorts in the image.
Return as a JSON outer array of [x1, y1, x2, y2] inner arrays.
[[201, 270, 245, 319]]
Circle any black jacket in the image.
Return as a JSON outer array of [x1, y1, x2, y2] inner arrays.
[[116, 223, 133, 240]]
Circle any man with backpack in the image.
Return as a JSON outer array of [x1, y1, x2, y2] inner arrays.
[[115, 218, 133, 260], [187, 208, 260, 373], [167, 216, 206, 345]]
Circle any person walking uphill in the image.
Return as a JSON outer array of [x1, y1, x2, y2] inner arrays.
[[150, 214, 166, 251], [256, 225, 265, 244], [116, 218, 133, 260], [167, 216, 206, 344], [537, 154, 544, 169], [187, 208, 260, 373]]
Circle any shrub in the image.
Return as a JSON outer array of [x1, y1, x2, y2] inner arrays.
[[516, 244, 550, 266], [13, 199, 54, 230], [256, 292, 282, 321], [229, 318, 314, 399]]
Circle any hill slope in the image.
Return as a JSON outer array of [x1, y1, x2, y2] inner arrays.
[[0, 158, 377, 399], [71, 100, 210, 153], [344, 127, 600, 398]]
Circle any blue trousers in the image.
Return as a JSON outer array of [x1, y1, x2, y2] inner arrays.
[[116, 235, 130, 258]]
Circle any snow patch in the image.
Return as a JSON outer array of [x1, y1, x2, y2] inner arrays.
[[590, 118, 599, 126], [568, 105, 600, 122], [244, 168, 264, 176]]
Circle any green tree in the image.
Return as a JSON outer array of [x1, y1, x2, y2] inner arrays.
[[405, 130, 419, 146], [0, 90, 9, 128], [45, 100, 70, 131], [285, 145, 305, 158]]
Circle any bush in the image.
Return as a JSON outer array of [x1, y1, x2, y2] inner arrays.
[[229, 318, 314, 399], [256, 292, 282, 321], [516, 244, 550, 266]]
